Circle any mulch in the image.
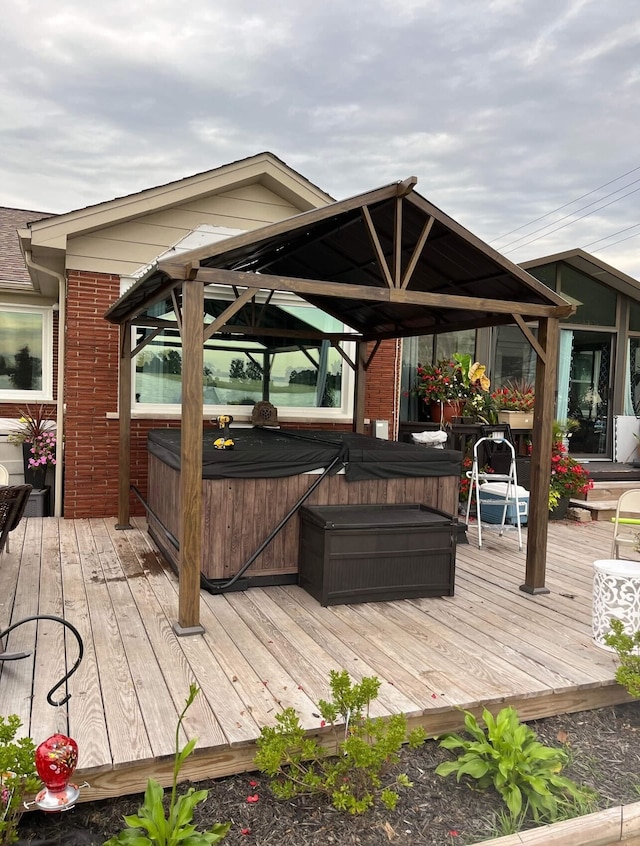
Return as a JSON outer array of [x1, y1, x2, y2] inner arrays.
[[16, 702, 640, 846]]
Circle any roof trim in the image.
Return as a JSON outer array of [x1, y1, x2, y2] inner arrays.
[[521, 248, 640, 299], [20, 152, 335, 251]]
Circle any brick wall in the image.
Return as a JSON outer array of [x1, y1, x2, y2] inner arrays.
[[64, 271, 121, 517], [365, 339, 399, 438]]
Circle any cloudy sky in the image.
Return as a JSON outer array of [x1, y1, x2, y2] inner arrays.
[[2, 0, 640, 276]]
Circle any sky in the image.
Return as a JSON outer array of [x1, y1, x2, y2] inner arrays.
[[2, 0, 640, 277]]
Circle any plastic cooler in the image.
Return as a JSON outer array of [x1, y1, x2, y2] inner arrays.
[[478, 481, 529, 526]]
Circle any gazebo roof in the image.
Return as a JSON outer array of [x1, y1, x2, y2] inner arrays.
[[105, 178, 572, 334]]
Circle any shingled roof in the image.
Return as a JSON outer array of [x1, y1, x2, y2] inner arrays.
[[0, 206, 55, 289]]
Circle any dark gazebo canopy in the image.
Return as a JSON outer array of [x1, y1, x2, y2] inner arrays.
[[106, 177, 571, 335], [105, 177, 573, 634]]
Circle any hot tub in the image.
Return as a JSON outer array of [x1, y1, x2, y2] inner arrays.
[[145, 427, 461, 587]]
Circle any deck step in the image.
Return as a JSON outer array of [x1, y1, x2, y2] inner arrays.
[[576, 480, 640, 503], [569, 499, 617, 521]]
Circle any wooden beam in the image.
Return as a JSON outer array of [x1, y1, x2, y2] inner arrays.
[[394, 197, 402, 287], [131, 327, 163, 358], [202, 288, 256, 343], [176, 278, 205, 636], [397, 176, 418, 196], [205, 324, 359, 342], [194, 267, 574, 319], [521, 316, 560, 594], [365, 339, 382, 370], [361, 204, 394, 289], [116, 322, 132, 530], [513, 314, 547, 363], [353, 341, 367, 434], [332, 342, 355, 371], [171, 289, 182, 332], [401, 215, 434, 290]]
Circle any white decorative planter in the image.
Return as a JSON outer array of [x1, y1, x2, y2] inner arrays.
[[592, 559, 640, 650]]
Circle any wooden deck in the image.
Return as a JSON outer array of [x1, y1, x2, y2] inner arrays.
[[0, 514, 630, 803]]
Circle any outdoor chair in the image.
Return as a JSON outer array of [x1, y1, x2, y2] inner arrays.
[[0, 484, 32, 557], [610, 489, 640, 558]]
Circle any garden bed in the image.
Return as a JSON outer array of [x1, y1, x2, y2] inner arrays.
[[17, 702, 640, 846]]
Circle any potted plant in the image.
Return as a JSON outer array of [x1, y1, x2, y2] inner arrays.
[[6, 404, 57, 492], [548, 437, 593, 519], [491, 379, 535, 429], [415, 354, 490, 425]]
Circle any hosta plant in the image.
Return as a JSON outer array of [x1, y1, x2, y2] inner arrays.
[[104, 684, 229, 845], [255, 670, 425, 814], [435, 706, 590, 821]]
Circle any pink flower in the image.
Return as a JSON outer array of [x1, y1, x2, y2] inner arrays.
[[246, 794, 259, 803]]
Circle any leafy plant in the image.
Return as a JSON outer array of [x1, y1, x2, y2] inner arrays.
[[7, 404, 57, 469], [415, 354, 490, 405], [0, 715, 40, 846], [604, 618, 640, 697], [491, 379, 535, 412], [435, 706, 590, 821], [255, 670, 425, 814], [104, 684, 230, 845]]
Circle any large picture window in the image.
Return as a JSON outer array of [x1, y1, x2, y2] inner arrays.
[[131, 290, 354, 420], [0, 306, 53, 400]]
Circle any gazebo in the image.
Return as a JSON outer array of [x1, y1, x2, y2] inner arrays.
[[105, 177, 573, 633]]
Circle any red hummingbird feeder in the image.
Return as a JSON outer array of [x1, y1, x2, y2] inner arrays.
[[34, 733, 80, 811]]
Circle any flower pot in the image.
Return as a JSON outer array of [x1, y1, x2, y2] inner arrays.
[[22, 442, 46, 489], [429, 401, 463, 425], [497, 410, 534, 429], [549, 496, 570, 520]]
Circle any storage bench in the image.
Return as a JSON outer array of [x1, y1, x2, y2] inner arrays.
[[298, 503, 456, 606]]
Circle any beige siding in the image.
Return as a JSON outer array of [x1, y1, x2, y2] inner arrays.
[[66, 184, 310, 275]]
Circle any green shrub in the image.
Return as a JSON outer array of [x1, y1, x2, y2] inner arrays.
[[604, 618, 640, 697], [0, 715, 40, 846], [435, 706, 590, 821], [255, 670, 425, 814]]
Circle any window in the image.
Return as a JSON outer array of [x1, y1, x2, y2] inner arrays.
[[400, 329, 476, 421], [0, 306, 53, 400], [491, 325, 537, 387], [131, 290, 355, 420]]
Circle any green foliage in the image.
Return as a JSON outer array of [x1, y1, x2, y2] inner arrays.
[[255, 670, 425, 815], [0, 715, 40, 846], [104, 685, 230, 846], [435, 706, 590, 822], [604, 618, 640, 697]]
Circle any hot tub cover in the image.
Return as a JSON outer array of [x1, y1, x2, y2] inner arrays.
[[147, 428, 461, 481]]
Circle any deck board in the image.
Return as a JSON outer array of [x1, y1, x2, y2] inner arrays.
[[0, 513, 630, 802]]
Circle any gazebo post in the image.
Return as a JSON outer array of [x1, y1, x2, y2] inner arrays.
[[521, 316, 560, 594], [116, 321, 132, 530], [353, 341, 367, 433], [175, 278, 205, 636]]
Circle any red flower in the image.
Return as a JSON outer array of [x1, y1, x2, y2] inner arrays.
[[246, 794, 259, 803], [241, 828, 251, 835], [249, 779, 258, 787]]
